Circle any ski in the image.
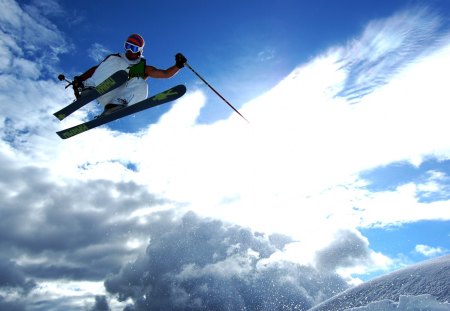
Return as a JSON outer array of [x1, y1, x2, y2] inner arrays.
[[53, 70, 129, 121], [56, 85, 186, 139]]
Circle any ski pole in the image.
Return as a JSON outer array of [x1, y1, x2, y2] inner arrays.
[[184, 62, 249, 123], [58, 74, 73, 86], [58, 74, 81, 99]]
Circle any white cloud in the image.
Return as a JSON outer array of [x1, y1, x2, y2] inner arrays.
[[1, 3, 450, 308], [88, 43, 113, 63], [415, 244, 447, 257], [0, 0, 70, 60], [257, 48, 276, 62], [26, 0, 65, 17], [104, 212, 348, 310], [3, 3, 449, 255], [105, 8, 450, 279]]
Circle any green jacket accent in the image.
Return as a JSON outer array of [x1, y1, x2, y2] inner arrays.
[[128, 58, 147, 79]]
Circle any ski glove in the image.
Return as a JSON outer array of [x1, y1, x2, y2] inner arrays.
[[175, 53, 187, 68], [73, 76, 84, 88], [72, 76, 84, 99]]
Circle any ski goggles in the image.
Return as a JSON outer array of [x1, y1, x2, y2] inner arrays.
[[125, 42, 143, 53]]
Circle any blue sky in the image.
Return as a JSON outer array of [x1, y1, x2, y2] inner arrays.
[[57, 0, 423, 124], [1, 0, 450, 310]]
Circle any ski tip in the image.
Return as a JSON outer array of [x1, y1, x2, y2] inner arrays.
[[56, 133, 67, 139], [175, 84, 187, 94], [53, 112, 66, 121], [56, 123, 90, 139]]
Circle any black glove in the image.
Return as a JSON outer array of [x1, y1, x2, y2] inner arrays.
[[175, 53, 187, 68], [72, 76, 84, 99], [73, 76, 84, 90]]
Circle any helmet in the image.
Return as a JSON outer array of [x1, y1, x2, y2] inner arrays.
[[125, 34, 145, 54]]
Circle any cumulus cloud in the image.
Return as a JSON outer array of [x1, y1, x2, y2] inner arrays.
[[0, 296, 26, 311], [0, 153, 168, 280], [0, 257, 35, 311], [315, 230, 372, 272], [0, 257, 35, 293], [90, 295, 111, 311], [1, 1, 450, 309], [105, 212, 348, 310], [0, 141, 174, 308]]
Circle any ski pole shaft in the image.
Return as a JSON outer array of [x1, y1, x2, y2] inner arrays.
[[185, 62, 249, 123]]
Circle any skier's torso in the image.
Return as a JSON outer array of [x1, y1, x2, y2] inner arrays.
[[89, 53, 145, 85]]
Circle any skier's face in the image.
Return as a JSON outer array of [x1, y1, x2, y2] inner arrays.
[[125, 50, 141, 60]]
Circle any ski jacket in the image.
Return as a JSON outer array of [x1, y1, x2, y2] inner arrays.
[[101, 53, 146, 80]]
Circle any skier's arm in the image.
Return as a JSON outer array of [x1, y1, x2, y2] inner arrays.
[[145, 65, 180, 79], [76, 66, 98, 81], [144, 53, 187, 79], [70, 66, 98, 99]]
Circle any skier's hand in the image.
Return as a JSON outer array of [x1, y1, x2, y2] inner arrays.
[[73, 76, 84, 89], [175, 53, 187, 68], [72, 76, 84, 99]]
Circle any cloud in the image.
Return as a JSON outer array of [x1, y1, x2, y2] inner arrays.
[[415, 244, 447, 257], [0, 1, 450, 309], [101, 7, 450, 246], [88, 43, 113, 63], [0, 256, 35, 311], [0, 153, 168, 280], [104, 212, 348, 310], [0, 257, 35, 293], [257, 48, 276, 62], [315, 230, 372, 272], [0, 145, 174, 308], [0, 296, 26, 311], [0, 172, 173, 308], [25, 0, 65, 17], [415, 170, 450, 202], [336, 7, 444, 102], [90, 295, 111, 311], [0, 0, 70, 76]]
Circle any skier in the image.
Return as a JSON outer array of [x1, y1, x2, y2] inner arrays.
[[72, 33, 187, 116]]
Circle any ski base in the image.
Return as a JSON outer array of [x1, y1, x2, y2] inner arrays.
[[56, 85, 186, 139], [53, 70, 129, 121]]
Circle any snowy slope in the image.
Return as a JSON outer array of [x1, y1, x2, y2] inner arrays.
[[309, 255, 450, 311]]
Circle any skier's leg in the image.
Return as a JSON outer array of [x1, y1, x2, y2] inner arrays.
[[97, 77, 148, 116], [84, 55, 128, 87]]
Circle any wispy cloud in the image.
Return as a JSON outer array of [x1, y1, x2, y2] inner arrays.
[[257, 48, 276, 62], [336, 7, 444, 102], [415, 244, 447, 257], [416, 170, 450, 202], [88, 43, 112, 63], [0, 0, 71, 77]]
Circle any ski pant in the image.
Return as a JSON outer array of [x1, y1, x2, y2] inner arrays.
[[85, 55, 148, 107]]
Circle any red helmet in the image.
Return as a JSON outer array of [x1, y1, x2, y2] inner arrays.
[[125, 34, 145, 54]]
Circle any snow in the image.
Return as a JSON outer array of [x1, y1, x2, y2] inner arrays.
[[345, 295, 450, 311], [309, 255, 450, 311]]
